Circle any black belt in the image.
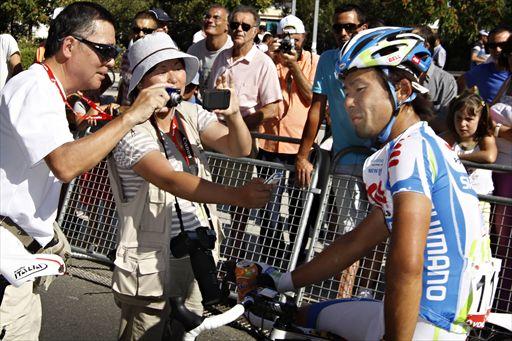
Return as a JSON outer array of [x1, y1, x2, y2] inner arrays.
[[0, 215, 58, 254]]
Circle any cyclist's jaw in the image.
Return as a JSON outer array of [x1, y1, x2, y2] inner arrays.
[[344, 68, 394, 140]]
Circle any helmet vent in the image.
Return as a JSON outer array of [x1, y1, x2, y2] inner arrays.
[[351, 36, 379, 58]]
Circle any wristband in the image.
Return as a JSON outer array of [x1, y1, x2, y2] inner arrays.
[[494, 123, 502, 138]]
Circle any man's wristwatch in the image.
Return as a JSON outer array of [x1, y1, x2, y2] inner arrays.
[[494, 123, 502, 138]]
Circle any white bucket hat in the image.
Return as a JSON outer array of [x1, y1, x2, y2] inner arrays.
[[128, 32, 199, 97]]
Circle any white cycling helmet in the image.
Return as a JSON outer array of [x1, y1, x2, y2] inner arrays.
[[336, 27, 432, 144]]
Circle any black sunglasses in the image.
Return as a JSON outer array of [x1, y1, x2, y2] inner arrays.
[[332, 23, 363, 34], [229, 21, 254, 32], [72, 36, 119, 62], [132, 26, 156, 35], [487, 42, 508, 50]]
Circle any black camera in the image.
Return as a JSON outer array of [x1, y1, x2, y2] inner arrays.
[[278, 34, 295, 55], [170, 227, 221, 306], [166, 87, 182, 107]]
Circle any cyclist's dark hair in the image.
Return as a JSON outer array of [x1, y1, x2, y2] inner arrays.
[[380, 67, 434, 122], [45, 2, 115, 59], [230, 5, 260, 27], [447, 88, 492, 142], [412, 25, 436, 55], [334, 4, 367, 24]]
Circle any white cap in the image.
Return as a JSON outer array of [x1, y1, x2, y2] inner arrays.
[[128, 32, 199, 97], [479, 29, 489, 36], [277, 15, 305, 35]]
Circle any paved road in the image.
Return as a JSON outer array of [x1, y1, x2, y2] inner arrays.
[[39, 260, 256, 341]]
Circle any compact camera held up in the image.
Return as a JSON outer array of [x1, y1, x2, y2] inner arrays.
[[166, 87, 182, 108], [277, 34, 295, 55]]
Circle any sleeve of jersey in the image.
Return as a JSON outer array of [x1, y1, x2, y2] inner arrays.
[[387, 137, 434, 200], [113, 130, 159, 169]]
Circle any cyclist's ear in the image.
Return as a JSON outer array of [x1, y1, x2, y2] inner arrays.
[[396, 78, 413, 102]]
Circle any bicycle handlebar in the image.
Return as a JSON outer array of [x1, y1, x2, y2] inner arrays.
[[183, 303, 246, 341]]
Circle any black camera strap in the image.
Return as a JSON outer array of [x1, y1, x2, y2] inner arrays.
[[150, 115, 215, 233]]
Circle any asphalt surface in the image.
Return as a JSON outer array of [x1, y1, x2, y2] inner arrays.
[[39, 259, 256, 341]]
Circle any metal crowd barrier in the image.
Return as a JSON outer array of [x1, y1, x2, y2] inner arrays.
[[57, 134, 324, 275]]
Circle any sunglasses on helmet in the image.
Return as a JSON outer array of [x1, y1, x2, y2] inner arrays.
[[332, 23, 363, 34], [229, 21, 254, 32], [72, 35, 120, 62]]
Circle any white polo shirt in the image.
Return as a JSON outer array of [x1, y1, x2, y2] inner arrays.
[[0, 63, 73, 246], [0, 33, 20, 89]]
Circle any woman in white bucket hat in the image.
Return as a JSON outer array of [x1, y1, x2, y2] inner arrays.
[[108, 32, 272, 340]]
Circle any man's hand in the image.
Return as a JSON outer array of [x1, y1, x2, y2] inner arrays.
[[122, 83, 170, 125], [213, 74, 240, 119], [235, 178, 274, 208], [280, 50, 298, 68], [295, 156, 314, 188]]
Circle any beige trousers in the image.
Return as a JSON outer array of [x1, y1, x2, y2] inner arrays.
[[0, 281, 41, 341], [115, 257, 203, 341]]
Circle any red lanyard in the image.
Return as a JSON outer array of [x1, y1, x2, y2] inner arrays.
[[74, 91, 112, 120], [40, 62, 112, 121], [149, 113, 198, 175], [170, 115, 192, 166]]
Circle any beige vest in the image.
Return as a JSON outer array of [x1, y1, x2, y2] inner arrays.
[[108, 102, 223, 307]]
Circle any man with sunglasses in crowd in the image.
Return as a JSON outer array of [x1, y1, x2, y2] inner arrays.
[[459, 25, 512, 104], [295, 4, 369, 187], [208, 5, 282, 129], [0, 3, 172, 339], [187, 4, 233, 92], [117, 9, 175, 105]]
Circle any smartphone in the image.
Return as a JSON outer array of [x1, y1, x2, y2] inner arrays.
[[202, 89, 231, 110]]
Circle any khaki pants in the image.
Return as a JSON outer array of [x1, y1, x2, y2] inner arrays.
[[115, 257, 203, 341], [0, 281, 41, 341]]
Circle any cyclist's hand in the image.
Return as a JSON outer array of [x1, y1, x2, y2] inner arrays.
[[255, 262, 295, 293]]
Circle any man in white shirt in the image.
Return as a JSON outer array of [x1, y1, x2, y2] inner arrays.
[[0, 2, 170, 339], [0, 33, 22, 90], [187, 4, 233, 91]]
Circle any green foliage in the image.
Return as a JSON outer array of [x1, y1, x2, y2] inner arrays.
[[0, 0, 60, 37], [2, 0, 510, 71], [18, 38, 39, 70], [295, 0, 510, 70]]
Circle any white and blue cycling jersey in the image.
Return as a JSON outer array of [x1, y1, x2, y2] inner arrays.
[[362, 121, 491, 333]]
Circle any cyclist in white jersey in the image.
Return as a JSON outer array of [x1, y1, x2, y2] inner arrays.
[[259, 27, 497, 340]]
